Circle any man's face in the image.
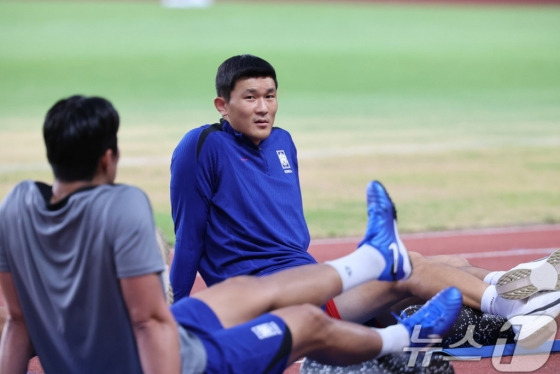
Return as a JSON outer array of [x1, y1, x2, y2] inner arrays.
[[220, 76, 278, 146]]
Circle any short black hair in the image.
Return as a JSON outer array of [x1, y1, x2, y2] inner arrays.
[[43, 95, 119, 182], [215, 54, 278, 101]]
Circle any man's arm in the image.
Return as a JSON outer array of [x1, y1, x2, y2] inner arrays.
[[121, 273, 181, 374], [169, 130, 211, 300], [0, 272, 34, 374]]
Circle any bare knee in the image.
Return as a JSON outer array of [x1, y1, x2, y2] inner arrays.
[[300, 304, 333, 333], [276, 304, 331, 333], [268, 304, 334, 364]]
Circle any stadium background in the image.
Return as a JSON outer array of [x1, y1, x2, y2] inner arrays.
[[1, 0, 560, 372], [1, 0, 559, 243]]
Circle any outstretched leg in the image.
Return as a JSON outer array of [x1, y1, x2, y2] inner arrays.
[[272, 304, 387, 366], [327, 180, 486, 322], [277, 287, 462, 366], [332, 252, 489, 322], [173, 286, 462, 371], [192, 264, 343, 327]]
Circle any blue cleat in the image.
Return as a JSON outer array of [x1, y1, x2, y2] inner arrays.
[[398, 287, 463, 347], [359, 180, 412, 281]]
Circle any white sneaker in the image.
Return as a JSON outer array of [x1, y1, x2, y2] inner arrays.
[[505, 290, 560, 348], [497, 249, 560, 300]]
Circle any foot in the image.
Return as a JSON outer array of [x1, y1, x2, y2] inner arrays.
[[505, 290, 560, 348], [497, 249, 560, 300], [398, 287, 463, 346], [359, 180, 412, 281]]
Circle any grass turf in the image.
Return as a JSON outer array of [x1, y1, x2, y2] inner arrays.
[[1, 0, 559, 240]]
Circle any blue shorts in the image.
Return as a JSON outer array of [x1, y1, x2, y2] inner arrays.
[[171, 297, 292, 374]]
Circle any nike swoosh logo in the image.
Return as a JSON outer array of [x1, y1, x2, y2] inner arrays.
[[389, 242, 399, 277]]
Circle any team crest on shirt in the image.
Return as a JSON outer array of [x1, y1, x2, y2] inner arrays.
[[251, 321, 283, 340], [276, 150, 292, 174]]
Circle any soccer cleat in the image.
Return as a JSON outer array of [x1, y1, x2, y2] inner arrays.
[[398, 287, 463, 346], [358, 180, 412, 281], [504, 290, 560, 348], [497, 249, 560, 300]]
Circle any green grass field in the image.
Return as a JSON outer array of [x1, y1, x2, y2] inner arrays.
[[1, 1, 559, 241]]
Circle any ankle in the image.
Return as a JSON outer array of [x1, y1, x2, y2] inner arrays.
[[373, 324, 409, 357], [484, 271, 506, 285]]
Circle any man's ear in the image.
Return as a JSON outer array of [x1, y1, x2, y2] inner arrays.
[[214, 97, 227, 117], [98, 149, 113, 173]]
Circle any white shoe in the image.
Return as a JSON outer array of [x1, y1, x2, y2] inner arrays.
[[497, 249, 560, 300], [505, 290, 560, 348]]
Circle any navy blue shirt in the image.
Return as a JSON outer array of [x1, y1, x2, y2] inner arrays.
[[170, 121, 316, 301]]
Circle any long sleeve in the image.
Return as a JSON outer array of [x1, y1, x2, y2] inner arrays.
[[169, 128, 211, 301], [171, 122, 314, 294]]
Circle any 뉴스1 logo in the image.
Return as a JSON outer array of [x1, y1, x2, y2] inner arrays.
[[403, 317, 558, 372], [276, 150, 292, 174]]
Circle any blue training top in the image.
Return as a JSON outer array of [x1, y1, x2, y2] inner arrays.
[[170, 120, 316, 301]]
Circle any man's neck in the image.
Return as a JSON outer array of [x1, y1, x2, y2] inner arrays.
[[50, 178, 102, 204]]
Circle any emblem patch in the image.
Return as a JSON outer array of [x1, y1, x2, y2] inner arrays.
[[251, 321, 283, 340], [276, 150, 292, 174]]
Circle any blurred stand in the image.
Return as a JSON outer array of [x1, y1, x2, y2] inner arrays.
[[161, 0, 213, 8]]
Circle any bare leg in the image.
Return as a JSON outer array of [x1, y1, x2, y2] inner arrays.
[[333, 281, 406, 322], [194, 250, 485, 330], [427, 254, 493, 281], [276, 287, 463, 366], [271, 304, 385, 366], [192, 264, 343, 327], [402, 252, 488, 308], [332, 251, 489, 323]]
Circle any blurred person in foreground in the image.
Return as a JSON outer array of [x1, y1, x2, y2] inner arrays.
[[0, 95, 463, 374]]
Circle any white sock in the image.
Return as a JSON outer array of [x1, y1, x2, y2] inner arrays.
[[480, 285, 524, 317], [326, 244, 386, 292], [483, 271, 506, 285], [373, 324, 410, 357]]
